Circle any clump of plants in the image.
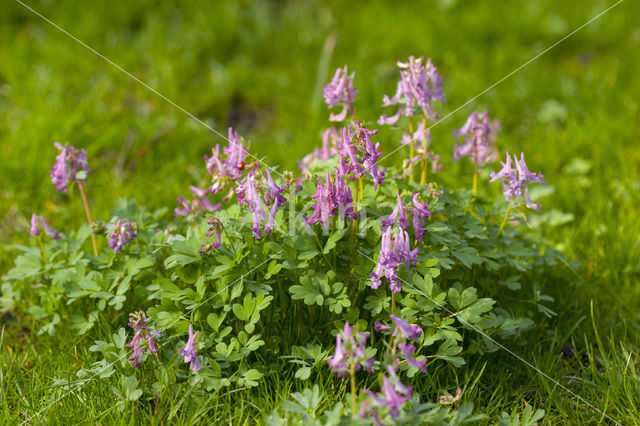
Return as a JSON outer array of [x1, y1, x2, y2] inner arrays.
[[3, 56, 561, 423]]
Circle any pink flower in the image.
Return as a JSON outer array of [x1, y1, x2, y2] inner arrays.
[[179, 323, 201, 371], [50, 142, 90, 193]]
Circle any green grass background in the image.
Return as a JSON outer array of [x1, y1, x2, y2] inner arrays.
[[1, 0, 639, 423]]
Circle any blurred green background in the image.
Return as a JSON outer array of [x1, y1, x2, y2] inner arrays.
[[1, 0, 639, 302]]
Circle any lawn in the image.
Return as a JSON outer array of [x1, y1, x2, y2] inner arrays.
[[1, 0, 639, 424]]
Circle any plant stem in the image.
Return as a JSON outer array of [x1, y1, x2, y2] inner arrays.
[[288, 183, 296, 236], [353, 180, 359, 213], [391, 292, 396, 315], [420, 159, 427, 185], [420, 115, 428, 185], [349, 357, 357, 416], [408, 118, 415, 183], [37, 235, 48, 263], [77, 181, 98, 256], [496, 206, 512, 239], [358, 178, 363, 202], [472, 166, 478, 197]]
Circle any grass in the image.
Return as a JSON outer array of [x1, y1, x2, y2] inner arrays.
[[1, 0, 639, 423]]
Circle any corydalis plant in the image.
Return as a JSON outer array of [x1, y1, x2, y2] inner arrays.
[[199, 216, 223, 254], [359, 315, 428, 423], [50, 142, 90, 193], [378, 56, 446, 125], [371, 194, 429, 296], [174, 186, 221, 217], [238, 169, 288, 239], [337, 122, 386, 191], [30, 214, 61, 240], [304, 172, 359, 229], [324, 66, 358, 122], [453, 110, 501, 195], [327, 322, 374, 415], [125, 311, 160, 368], [180, 323, 201, 371], [50, 142, 97, 255], [378, 56, 447, 184], [490, 152, 546, 237], [108, 218, 138, 254], [491, 152, 546, 212]]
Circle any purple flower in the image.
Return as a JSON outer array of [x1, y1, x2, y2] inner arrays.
[[304, 173, 358, 229], [238, 170, 288, 238], [327, 322, 374, 377], [453, 110, 500, 166], [244, 174, 267, 239], [50, 142, 90, 193], [381, 365, 413, 418], [381, 194, 409, 231], [336, 123, 386, 189], [397, 342, 427, 372], [179, 323, 201, 371], [408, 193, 430, 243], [389, 315, 422, 340], [324, 66, 358, 121], [125, 311, 159, 368], [370, 227, 418, 293], [30, 214, 62, 240], [108, 219, 138, 254], [205, 127, 248, 181], [174, 186, 221, 217], [378, 56, 446, 125], [264, 169, 288, 234], [490, 152, 546, 212], [439, 388, 462, 405]]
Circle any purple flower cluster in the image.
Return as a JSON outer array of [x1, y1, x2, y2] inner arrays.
[[378, 56, 446, 125], [490, 152, 546, 212], [361, 365, 414, 421], [304, 172, 359, 228], [238, 170, 288, 239], [324, 66, 358, 122], [50, 142, 90, 193], [199, 216, 223, 254], [327, 322, 374, 377], [125, 311, 159, 368], [375, 315, 426, 372], [371, 194, 429, 292], [205, 127, 248, 184], [108, 218, 138, 254], [337, 123, 386, 190], [359, 315, 427, 422], [179, 323, 201, 371], [30, 214, 61, 240], [174, 186, 221, 217], [453, 110, 501, 166]]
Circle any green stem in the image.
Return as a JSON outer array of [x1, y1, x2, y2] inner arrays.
[[496, 206, 512, 238], [408, 118, 415, 183], [472, 167, 478, 197], [37, 235, 48, 263], [349, 356, 357, 416], [288, 183, 296, 236], [77, 182, 98, 256], [391, 292, 396, 315]]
